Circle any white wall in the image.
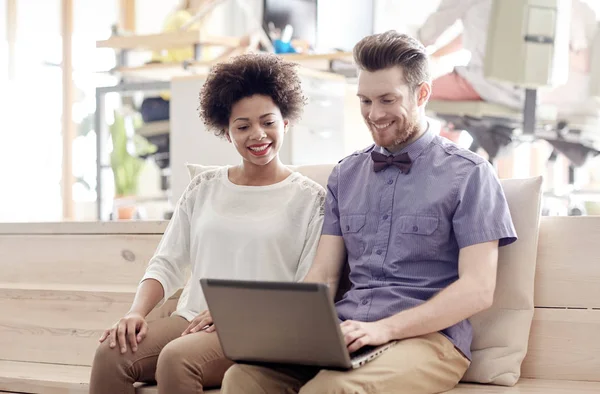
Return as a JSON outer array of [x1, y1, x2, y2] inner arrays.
[[317, 0, 374, 52], [581, 0, 600, 17], [373, 0, 442, 36], [135, 0, 180, 34]]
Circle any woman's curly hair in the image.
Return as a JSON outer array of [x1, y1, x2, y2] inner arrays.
[[199, 53, 306, 138]]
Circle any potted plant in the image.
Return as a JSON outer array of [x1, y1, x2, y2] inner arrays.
[[109, 110, 157, 219]]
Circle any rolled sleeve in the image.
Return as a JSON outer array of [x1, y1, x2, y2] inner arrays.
[[322, 164, 342, 236], [452, 162, 517, 249]]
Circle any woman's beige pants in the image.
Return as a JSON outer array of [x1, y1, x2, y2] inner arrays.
[[89, 315, 233, 394]]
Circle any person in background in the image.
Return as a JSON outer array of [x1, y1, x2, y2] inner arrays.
[[220, 31, 517, 394], [419, 0, 598, 141], [539, 0, 599, 117], [140, 0, 216, 123], [89, 54, 326, 394], [418, 0, 524, 110], [152, 0, 214, 66]]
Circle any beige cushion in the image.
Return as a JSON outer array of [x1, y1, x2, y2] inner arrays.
[[186, 163, 336, 189], [462, 176, 543, 386], [186, 163, 542, 386]]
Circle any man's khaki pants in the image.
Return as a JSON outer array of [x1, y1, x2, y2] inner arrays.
[[221, 332, 470, 394], [90, 315, 233, 394]]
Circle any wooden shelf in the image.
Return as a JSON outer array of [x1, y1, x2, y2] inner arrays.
[[117, 62, 210, 81], [271, 51, 353, 62], [115, 51, 353, 82], [96, 30, 241, 51]]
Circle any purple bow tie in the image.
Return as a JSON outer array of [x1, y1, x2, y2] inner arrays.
[[371, 151, 412, 173]]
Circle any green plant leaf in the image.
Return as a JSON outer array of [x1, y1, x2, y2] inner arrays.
[[109, 110, 150, 197]]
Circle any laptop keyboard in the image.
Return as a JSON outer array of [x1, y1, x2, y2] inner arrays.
[[350, 345, 377, 360]]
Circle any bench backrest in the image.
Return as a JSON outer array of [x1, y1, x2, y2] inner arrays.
[[0, 222, 170, 366], [522, 216, 600, 381], [0, 219, 598, 382]]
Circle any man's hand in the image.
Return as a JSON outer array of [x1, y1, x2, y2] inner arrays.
[[182, 310, 215, 335], [341, 320, 391, 353]]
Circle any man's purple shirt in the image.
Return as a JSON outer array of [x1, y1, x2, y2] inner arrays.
[[322, 129, 517, 359]]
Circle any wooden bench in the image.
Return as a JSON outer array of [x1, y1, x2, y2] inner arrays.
[[0, 217, 598, 393]]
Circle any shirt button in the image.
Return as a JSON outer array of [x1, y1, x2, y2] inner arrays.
[[412, 225, 419, 232], [387, 179, 393, 185], [382, 214, 388, 220], [376, 250, 382, 255], [361, 299, 369, 305]]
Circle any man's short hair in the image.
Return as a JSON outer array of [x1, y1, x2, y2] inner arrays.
[[353, 31, 431, 91]]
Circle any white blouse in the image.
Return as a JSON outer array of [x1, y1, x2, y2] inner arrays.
[[141, 166, 326, 321]]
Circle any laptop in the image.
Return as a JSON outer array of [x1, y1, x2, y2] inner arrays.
[[199, 278, 397, 369]]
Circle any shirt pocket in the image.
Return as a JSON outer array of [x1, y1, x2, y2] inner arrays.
[[341, 214, 366, 257], [395, 215, 441, 261], [391, 215, 445, 274], [398, 215, 439, 236]]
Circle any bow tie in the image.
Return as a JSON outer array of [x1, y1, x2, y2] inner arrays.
[[371, 151, 412, 173]]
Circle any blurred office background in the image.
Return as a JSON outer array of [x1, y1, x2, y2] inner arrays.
[[1, 0, 599, 221]]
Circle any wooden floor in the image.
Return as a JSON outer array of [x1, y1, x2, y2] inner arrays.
[[0, 361, 220, 394], [1, 360, 598, 394], [450, 379, 600, 393], [139, 379, 600, 394]]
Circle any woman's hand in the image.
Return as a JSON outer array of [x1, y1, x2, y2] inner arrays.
[[182, 310, 215, 335], [99, 312, 148, 354]]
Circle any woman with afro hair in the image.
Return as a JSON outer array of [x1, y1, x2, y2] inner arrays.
[[90, 53, 326, 394]]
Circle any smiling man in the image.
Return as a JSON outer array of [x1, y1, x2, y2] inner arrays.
[[221, 31, 518, 394]]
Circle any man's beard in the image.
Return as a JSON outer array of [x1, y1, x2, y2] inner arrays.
[[391, 117, 420, 147], [370, 114, 420, 150]]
